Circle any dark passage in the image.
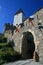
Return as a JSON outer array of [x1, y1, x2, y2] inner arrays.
[[21, 31, 35, 59]]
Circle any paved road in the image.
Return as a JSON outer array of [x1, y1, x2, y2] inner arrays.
[[3, 59, 43, 65]]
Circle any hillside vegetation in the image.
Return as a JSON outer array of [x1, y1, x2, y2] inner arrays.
[[0, 34, 21, 65]]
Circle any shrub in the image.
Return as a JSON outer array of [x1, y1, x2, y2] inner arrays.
[[8, 40, 14, 47], [1, 49, 21, 62]]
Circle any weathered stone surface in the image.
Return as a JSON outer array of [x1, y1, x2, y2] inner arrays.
[[3, 59, 43, 65], [4, 8, 43, 63]]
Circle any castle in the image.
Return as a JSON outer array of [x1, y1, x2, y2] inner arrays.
[[4, 8, 43, 62]]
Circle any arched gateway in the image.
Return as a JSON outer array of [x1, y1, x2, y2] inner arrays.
[[21, 31, 35, 59]]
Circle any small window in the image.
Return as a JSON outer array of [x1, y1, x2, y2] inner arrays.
[[19, 23, 24, 28], [38, 26, 43, 29], [38, 23, 41, 25]]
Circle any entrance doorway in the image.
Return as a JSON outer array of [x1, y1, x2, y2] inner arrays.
[[21, 31, 35, 59]]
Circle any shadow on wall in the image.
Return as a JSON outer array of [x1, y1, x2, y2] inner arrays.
[[33, 51, 39, 62], [21, 31, 35, 59]]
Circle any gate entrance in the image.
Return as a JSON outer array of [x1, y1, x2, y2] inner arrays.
[[21, 31, 35, 59]]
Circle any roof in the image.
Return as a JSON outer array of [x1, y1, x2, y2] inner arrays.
[[28, 7, 43, 20], [15, 9, 25, 15], [33, 7, 43, 15]]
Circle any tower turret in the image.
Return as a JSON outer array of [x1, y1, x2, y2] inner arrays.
[[13, 9, 26, 26]]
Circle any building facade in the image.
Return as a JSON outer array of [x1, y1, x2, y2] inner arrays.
[[4, 8, 43, 63]]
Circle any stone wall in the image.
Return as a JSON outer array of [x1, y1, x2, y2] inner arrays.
[[4, 8, 43, 63], [13, 8, 43, 62]]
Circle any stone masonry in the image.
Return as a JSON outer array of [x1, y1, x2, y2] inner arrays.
[[4, 8, 43, 63]]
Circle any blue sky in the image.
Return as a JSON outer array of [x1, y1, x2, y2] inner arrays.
[[0, 0, 43, 33]]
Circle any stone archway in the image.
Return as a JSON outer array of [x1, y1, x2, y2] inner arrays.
[[21, 31, 35, 59]]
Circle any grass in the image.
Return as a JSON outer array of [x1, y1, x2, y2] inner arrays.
[[0, 43, 21, 65], [0, 43, 7, 46], [0, 35, 21, 64]]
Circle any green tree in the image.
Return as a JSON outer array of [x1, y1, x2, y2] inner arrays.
[[8, 40, 14, 47]]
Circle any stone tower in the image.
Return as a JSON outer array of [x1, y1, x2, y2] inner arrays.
[[4, 8, 43, 63], [13, 9, 26, 26]]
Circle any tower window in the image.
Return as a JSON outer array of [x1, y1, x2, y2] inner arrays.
[[38, 23, 41, 25]]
